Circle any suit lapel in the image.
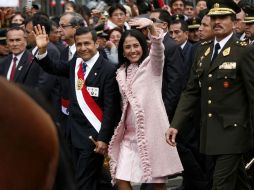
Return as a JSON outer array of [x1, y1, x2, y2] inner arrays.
[[14, 51, 30, 81], [85, 55, 102, 85], [209, 36, 236, 73], [4, 56, 12, 77]]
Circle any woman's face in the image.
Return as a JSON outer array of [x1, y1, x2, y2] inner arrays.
[[109, 30, 122, 47], [123, 35, 143, 64], [11, 14, 24, 24]]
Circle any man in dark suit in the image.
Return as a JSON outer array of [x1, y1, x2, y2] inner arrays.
[[149, 9, 184, 122], [167, 0, 252, 189], [34, 26, 121, 190], [0, 26, 41, 87]]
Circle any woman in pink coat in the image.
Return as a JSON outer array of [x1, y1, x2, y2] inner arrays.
[[108, 18, 183, 190]]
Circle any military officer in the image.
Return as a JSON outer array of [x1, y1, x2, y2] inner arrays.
[[243, 6, 254, 44], [166, 0, 252, 189]]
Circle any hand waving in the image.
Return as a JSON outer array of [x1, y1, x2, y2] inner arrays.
[[33, 24, 49, 54], [128, 18, 153, 29]]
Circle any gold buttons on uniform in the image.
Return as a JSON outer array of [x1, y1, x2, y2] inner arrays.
[[208, 100, 212, 104], [234, 123, 238, 127], [208, 113, 212, 117], [208, 74, 212, 78], [208, 86, 212, 91]]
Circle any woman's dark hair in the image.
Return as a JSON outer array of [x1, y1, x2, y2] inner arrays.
[[108, 3, 126, 17], [107, 27, 123, 40], [118, 29, 148, 67]]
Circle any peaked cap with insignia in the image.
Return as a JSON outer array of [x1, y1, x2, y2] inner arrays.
[[186, 17, 201, 29], [243, 6, 254, 24], [207, 0, 241, 16]]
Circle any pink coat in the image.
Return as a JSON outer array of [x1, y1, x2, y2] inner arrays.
[[108, 32, 183, 183]]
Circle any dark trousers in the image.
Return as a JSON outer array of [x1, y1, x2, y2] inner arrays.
[[212, 154, 251, 190], [72, 147, 104, 190]]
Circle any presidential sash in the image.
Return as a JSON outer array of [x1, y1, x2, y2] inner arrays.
[[75, 58, 103, 133]]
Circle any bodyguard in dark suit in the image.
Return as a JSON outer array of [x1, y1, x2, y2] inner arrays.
[[166, 1, 252, 189], [34, 26, 121, 190], [0, 26, 40, 87]]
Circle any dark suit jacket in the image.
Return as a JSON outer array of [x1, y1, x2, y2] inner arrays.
[[0, 50, 41, 87], [35, 52, 121, 149], [172, 35, 252, 155], [162, 33, 184, 122], [181, 41, 195, 87]]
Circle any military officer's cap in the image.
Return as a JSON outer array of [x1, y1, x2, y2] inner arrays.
[[242, 6, 254, 24], [186, 17, 201, 29], [207, 0, 241, 16], [170, 14, 185, 22], [0, 29, 7, 45]]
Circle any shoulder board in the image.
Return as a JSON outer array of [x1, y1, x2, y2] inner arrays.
[[235, 40, 248, 47]]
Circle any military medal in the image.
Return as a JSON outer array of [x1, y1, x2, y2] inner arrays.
[[223, 47, 230, 56], [77, 79, 84, 90], [224, 81, 229, 88], [204, 47, 210, 56]]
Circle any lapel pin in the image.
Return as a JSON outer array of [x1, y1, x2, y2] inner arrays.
[[18, 66, 23, 71], [94, 72, 97, 76], [223, 47, 230, 56]]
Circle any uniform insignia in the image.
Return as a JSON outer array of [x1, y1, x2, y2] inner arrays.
[[87, 87, 99, 97], [201, 40, 212, 45], [236, 40, 248, 47], [224, 81, 229, 88], [199, 62, 203, 67], [219, 62, 236, 69], [223, 47, 230, 56], [77, 79, 84, 90], [204, 47, 210, 56]]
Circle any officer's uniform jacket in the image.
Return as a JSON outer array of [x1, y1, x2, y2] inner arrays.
[[171, 34, 252, 155]]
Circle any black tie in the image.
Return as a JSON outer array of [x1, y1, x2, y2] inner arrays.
[[82, 62, 87, 75], [211, 43, 220, 63]]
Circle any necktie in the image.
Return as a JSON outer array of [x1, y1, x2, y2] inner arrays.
[[211, 43, 221, 63], [82, 62, 87, 76], [10, 57, 17, 81]]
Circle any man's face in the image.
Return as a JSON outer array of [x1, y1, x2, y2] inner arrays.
[[110, 8, 126, 28], [199, 15, 214, 41], [7, 29, 27, 55], [75, 32, 97, 61], [188, 29, 200, 43], [234, 10, 246, 34], [25, 21, 36, 47], [245, 23, 254, 39], [49, 25, 61, 43], [211, 15, 234, 41], [169, 22, 188, 45], [184, 5, 194, 18], [195, 1, 207, 15], [171, 0, 185, 15], [59, 14, 76, 42]]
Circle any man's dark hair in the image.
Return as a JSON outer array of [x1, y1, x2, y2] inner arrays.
[[118, 29, 148, 67], [171, 20, 189, 32], [7, 26, 26, 36], [108, 3, 126, 17], [74, 27, 97, 42], [170, 0, 185, 7], [151, 9, 172, 25], [32, 14, 51, 35]]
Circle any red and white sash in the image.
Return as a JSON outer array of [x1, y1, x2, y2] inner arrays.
[[75, 58, 103, 132]]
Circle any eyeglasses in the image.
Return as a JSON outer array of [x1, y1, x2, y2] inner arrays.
[[59, 24, 73, 28]]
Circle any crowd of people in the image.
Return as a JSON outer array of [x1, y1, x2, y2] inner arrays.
[[1, 0, 254, 190]]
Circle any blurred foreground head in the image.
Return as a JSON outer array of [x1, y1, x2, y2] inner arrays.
[[0, 77, 59, 190]]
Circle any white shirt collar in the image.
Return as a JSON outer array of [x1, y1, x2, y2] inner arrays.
[[214, 32, 233, 54], [180, 40, 188, 49], [84, 51, 99, 78], [69, 43, 76, 55], [13, 51, 25, 66]]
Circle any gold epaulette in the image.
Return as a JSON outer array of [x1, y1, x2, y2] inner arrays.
[[201, 40, 212, 46], [236, 40, 248, 47]]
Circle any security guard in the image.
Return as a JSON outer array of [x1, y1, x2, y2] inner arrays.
[[166, 0, 252, 189]]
